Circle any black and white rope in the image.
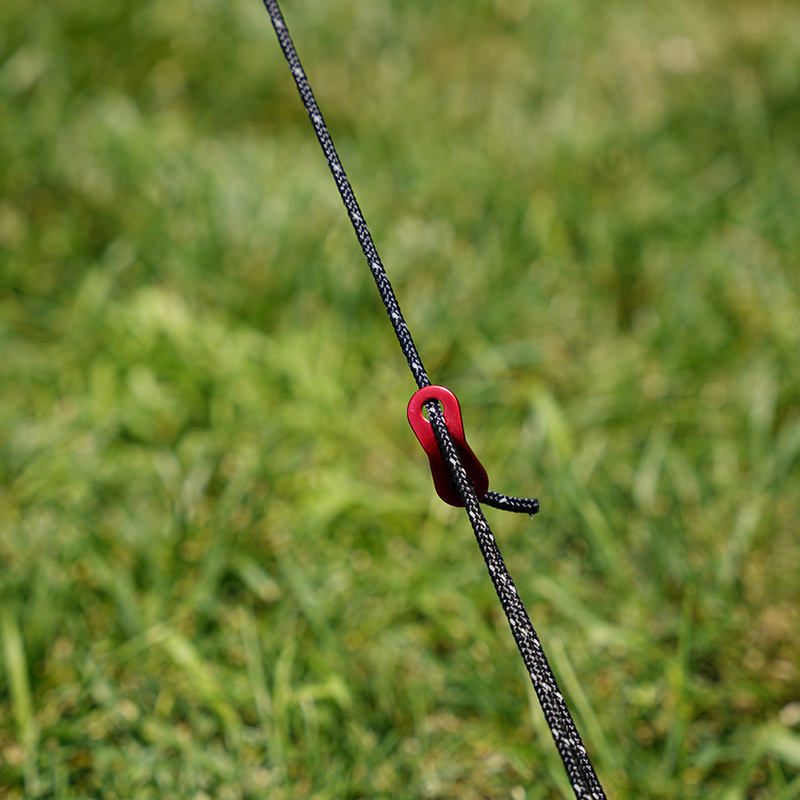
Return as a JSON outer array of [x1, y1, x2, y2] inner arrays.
[[426, 398, 606, 799], [261, 2, 606, 797], [264, 0, 428, 389], [483, 489, 540, 515]]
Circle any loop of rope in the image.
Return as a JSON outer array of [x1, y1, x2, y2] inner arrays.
[[483, 490, 540, 515], [261, 2, 607, 797]]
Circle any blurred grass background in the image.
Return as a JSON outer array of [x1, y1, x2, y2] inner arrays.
[[1, 0, 799, 797]]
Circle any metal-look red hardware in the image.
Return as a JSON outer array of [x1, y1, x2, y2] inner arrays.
[[407, 385, 489, 507]]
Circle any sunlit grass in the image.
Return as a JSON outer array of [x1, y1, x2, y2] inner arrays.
[[1, 0, 799, 798]]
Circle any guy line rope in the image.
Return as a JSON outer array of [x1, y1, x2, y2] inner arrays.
[[260, 2, 609, 797]]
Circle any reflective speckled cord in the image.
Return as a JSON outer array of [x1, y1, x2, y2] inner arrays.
[[261, 3, 607, 797]]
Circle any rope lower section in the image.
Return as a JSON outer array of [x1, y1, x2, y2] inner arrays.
[[425, 400, 607, 800]]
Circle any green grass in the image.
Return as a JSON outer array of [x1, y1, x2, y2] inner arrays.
[[2, 0, 800, 797]]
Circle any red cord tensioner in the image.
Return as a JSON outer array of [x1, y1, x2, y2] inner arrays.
[[407, 386, 489, 507]]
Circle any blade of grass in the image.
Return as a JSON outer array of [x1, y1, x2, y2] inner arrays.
[[2, 610, 40, 796]]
